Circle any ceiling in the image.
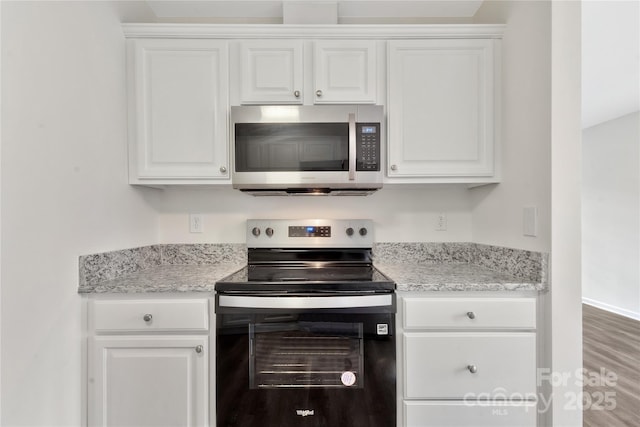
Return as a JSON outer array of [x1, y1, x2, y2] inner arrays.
[[137, 0, 639, 129]]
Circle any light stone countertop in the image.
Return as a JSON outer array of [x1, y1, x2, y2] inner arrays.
[[78, 262, 544, 294], [78, 263, 245, 294], [77, 243, 547, 294], [375, 263, 545, 292]]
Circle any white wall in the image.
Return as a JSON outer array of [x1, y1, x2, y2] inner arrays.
[[582, 112, 640, 320], [475, 2, 583, 426], [1, 2, 159, 425], [582, 0, 640, 129], [549, 1, 583, 425], [471, 0, 551, 253], [155, 185, 473, 243]]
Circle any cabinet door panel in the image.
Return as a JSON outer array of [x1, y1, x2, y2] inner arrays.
[[240, 40, 303, 104], [404, 332, 536, 399], [388, 39, 495, 178], [88, 336, 208, 427], [404, 297, 536, 330], [404, 401, 537, 427], [130, 39, 228, 181], [90, 299, 209, 333], [314, 41, 377, 103]]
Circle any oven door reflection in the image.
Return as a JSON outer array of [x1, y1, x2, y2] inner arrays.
[[250, 321, 364, 389], [216, 312, 396, 427]]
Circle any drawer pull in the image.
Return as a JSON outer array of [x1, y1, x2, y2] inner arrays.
[[195, 345, 203, 354], [143, 314, 153, 322], [466, 311, 476, 320], [467, 364, 478, 374]]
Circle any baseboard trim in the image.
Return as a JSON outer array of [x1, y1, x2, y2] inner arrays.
[[582, 298, 640, 321]]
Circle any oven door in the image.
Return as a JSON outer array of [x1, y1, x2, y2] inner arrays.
[[215, 293, 396, 427]]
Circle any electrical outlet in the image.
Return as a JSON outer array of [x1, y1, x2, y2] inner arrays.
[[189, 214, 204, 233], [436, 212, 447, 231]]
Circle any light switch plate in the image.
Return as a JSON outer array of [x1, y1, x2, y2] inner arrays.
[[436, 212, 447, 231], [523, 206, 538, 237]]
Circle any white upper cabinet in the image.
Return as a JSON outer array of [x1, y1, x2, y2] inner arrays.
[[128, 39, 229, 184], [313, 40, 377, 104], [235, 39, 377, 105], [387, 39, 499, 182], [239, 40, 304, 104], [122, 25, 503, 186]]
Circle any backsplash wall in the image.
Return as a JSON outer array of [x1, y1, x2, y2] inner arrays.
[[153, 185, 474, 243]]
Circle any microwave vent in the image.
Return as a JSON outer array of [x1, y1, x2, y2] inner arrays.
[[240, 188, 378, 196]]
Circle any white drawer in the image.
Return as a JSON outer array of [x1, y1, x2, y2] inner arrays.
[[90, 299, 209, 332], [404, 332, 536, 399], [404, 401, 537, 427], [404, 297, 536, 329]]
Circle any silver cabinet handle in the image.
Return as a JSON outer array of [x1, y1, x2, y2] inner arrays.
[[219, 166, 227, 174], [143, 314, 153, 322], [315, 89, 323, 97], [195, 345, 203, 354], [294, 90, 301, 98], [467, 364, 478, 374], [390, 164, 398, 171], [466, 311, 476, 319]]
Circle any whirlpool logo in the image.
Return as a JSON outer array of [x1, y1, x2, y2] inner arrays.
[[296, 409, 315, 417]]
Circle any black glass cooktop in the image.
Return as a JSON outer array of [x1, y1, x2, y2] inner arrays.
[[216, 247, 395, 293], [215, 264, 395, 293]]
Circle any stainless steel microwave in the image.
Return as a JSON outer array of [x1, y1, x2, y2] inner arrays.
[[231, 105, 384, 196]]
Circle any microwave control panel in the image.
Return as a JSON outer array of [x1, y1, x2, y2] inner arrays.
[[356, 123, 381, 171]]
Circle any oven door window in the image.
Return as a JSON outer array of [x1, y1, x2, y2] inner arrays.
[[249, 321, 363, 389], [235, 123, 349, 172]]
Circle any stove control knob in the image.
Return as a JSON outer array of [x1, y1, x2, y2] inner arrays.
[[251, 227, 261, 237], [359, 227, 368, 236], [345, 227, 354, 236], [265, 227, 274, 237]]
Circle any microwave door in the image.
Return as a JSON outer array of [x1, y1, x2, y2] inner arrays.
[[234, 123, 349, 173]]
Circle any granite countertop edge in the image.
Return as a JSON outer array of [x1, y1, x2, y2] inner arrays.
[[375, 263, 547, 293], [78, 262, 547, 294], [77, 263, 246, 294]]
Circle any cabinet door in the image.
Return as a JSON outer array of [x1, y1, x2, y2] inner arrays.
[[88, 336, 208, 427], [404, 297, 536, 330], [239, 40, 303, 104], [404, 332, 536, 399], [404, 401, 537, 427], [388, 39, 496, 178], [313, 40, 377, 104], [129, 39, 229, 182]]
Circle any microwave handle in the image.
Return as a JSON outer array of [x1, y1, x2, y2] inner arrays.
[[348, 113, 356, 181]]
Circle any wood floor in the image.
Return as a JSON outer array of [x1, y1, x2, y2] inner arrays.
[[582, 304, 640, 427]]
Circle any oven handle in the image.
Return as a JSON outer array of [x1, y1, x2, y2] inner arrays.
[[218, 294, 393, 309]]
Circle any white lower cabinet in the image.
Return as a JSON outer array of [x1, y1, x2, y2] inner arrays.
[[399, 293, 538, 427], [405, 332, 536, 399], [86, 297, 210, 427], [405, 401, 537, 427]]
